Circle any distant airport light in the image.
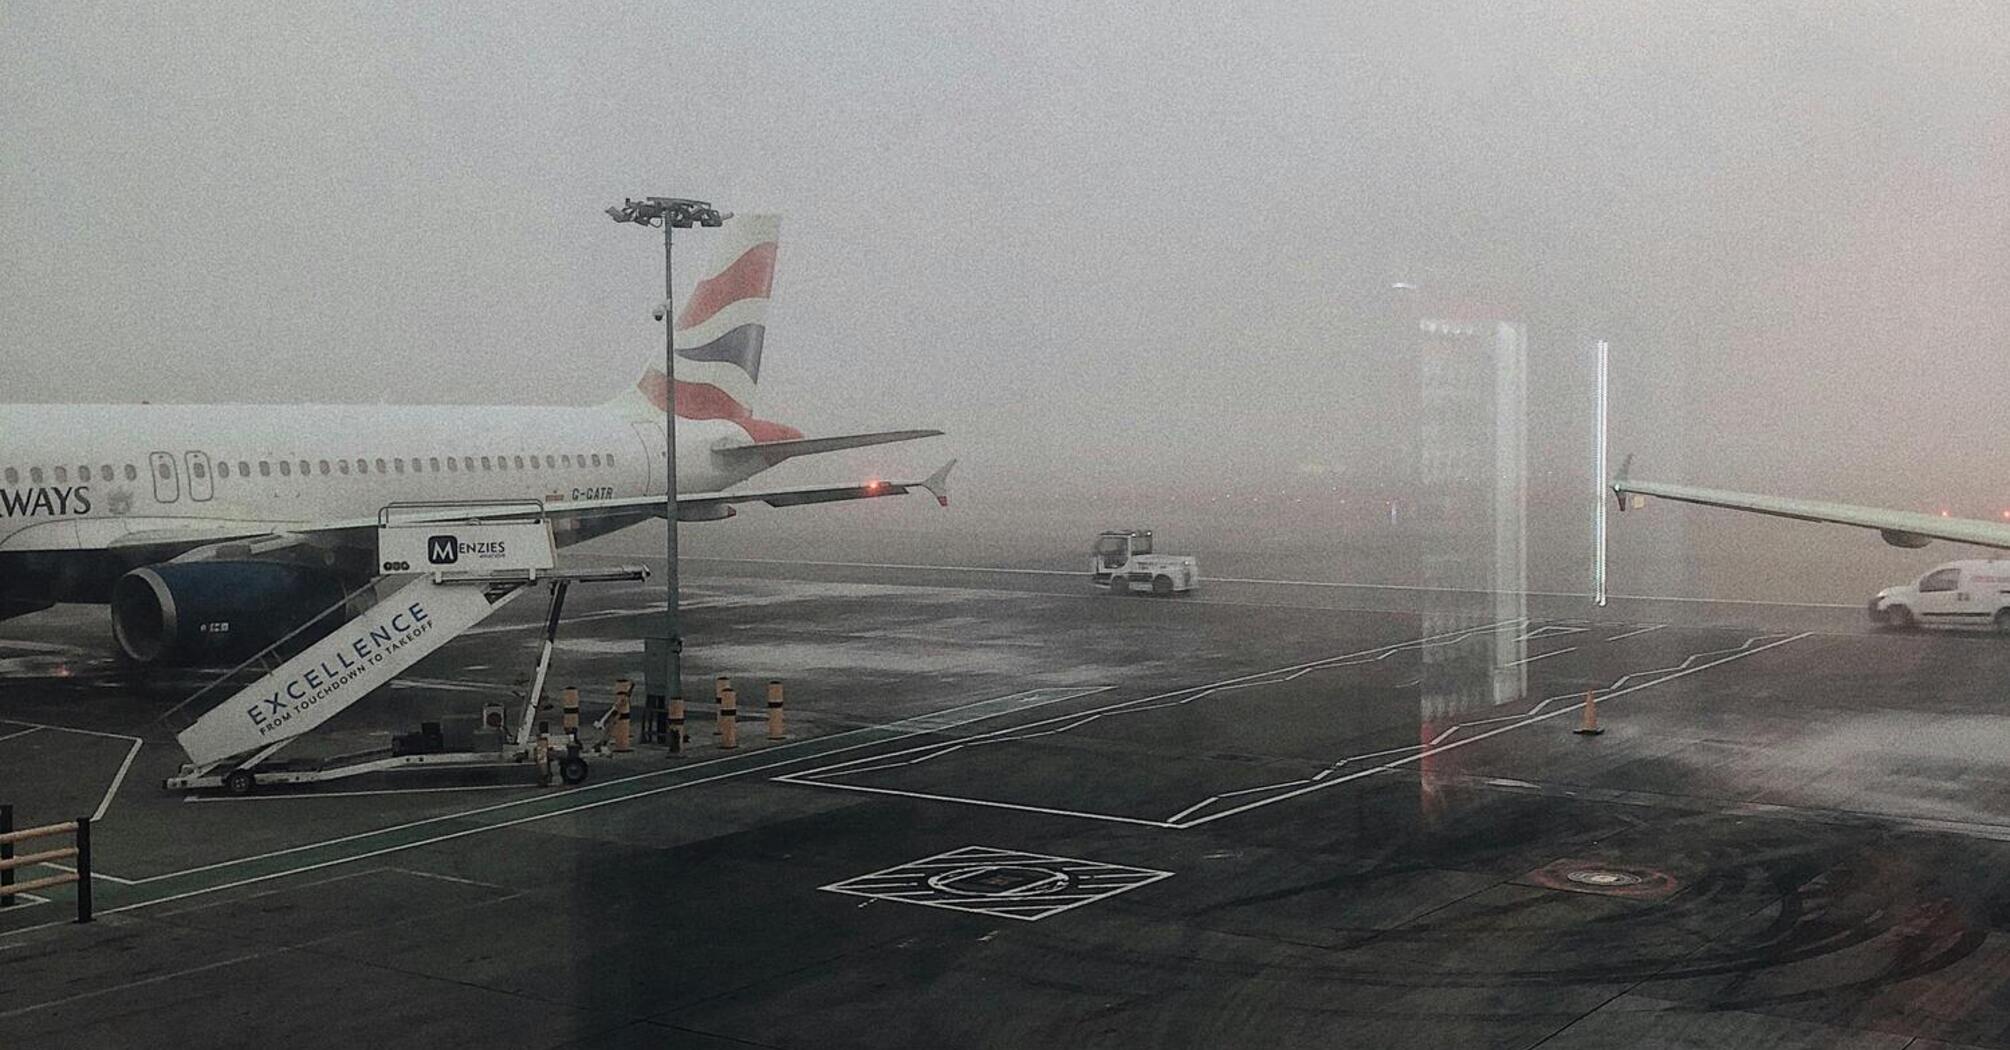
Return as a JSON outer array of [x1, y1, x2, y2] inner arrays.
[[606, 198, 730, 230]]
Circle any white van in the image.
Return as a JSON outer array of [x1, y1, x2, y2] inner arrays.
[[1870, 559, 2010, 631]]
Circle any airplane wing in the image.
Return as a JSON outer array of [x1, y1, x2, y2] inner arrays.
[[547, 458, 958, 521], [248, 459, 952, 544], [1611, 457, 2010, 551], [710, 429, 944, 471], [19, 461, 957, 564]]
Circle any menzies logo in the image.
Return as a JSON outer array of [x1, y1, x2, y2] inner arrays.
[[425, 534, 508, 565], [0, 486, 92, 518]]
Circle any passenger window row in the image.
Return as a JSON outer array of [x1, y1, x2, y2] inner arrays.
[[3, 464, 139, 486], [4, 453, 616, 488]]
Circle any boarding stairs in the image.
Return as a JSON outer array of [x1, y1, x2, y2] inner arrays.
[[160, 501, 646, 794]]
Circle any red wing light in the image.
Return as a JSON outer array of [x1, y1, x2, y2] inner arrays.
[[864, 479, 886, 494]]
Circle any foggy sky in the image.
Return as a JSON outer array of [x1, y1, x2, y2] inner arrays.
[[4, 3, 2007, 596]]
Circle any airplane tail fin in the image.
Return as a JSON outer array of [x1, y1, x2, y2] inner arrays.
[[920, 458, 956, 508], [610, 214, 797, 440]]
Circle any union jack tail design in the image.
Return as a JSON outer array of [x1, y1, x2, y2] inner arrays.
[[614, 213, 801, 443]]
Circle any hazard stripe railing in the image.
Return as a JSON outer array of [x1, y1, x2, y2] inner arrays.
[[0, 804, 93, 923]]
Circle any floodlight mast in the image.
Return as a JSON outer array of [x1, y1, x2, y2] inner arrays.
[[606, 197, 729, 732]]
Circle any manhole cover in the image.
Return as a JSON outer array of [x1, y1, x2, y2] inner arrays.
[[1519, 858, 1681, 899], [1566, 869, 1644, 887]]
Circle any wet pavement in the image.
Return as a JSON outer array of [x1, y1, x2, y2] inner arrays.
[[4, 556, 2010, 1048]]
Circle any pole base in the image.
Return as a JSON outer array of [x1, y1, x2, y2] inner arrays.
[[1572, 727, 1605, 736]]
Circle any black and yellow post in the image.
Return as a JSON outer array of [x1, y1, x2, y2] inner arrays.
[[713, 674, 730, 735], [612, 679, 633, 753], [535, 722, 553, 785], [766, 680, 786, 742], [562, 687, 581, 743], [720, 686, 740, 749], [639, 676, 664, 744], [73, 816, 90, 923], [668, 693, 685, 753], [1, 804, 13, 908]]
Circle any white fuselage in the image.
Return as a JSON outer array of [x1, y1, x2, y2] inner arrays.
[[0, 402, 761, 599]]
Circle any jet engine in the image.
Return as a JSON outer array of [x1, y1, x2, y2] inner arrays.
[[110, 561, 350, 665], [1879, 528, 1932, 549]]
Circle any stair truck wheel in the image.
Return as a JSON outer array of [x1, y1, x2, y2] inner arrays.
[[559, 755, 590, 785], [1108, 574, 1129, 596], [1995, 609, 2010, 635], [224, 768, 256, 796], [1152, 575, 1174, 596]]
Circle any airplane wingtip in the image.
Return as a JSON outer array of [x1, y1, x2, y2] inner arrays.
[[922, 458, 957, 508], [1612, 453, 1635, 512]]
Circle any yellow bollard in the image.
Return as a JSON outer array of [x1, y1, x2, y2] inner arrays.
[[1573, 690, 1604, 736], [612, 679, 633, 753], [534, 723, 553, 786], [562, 686, 581, 737], [720, 687, 739, 749], [714, 674, 731, 736], [669, 694, 685, 752], [766, 679, 786, 742]]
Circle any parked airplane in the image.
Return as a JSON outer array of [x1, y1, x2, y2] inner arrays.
[[0, 214, 952, 664]]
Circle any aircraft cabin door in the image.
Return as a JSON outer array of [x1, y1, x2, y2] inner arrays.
[[630, 422, 667, 497], [149, 451, 180, 504], [185, 451, 214, 502]]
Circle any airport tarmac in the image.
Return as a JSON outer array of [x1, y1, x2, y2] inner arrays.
[[6, 557, 2010, 1048]]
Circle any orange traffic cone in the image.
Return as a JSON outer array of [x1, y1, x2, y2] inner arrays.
[[1573, 690, 1604, 736]]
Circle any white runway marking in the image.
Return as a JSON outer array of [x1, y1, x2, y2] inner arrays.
[[388, 678, 506, 694], [777, 620, 1521, 825], [821, 845, 1174, 921], [0, 718, 144, 823], [1506, 647, 1577, 667], [782, 620, 1514, 786], [152, 867, 384, 917], [28, 687, 1108, 906], [0, 869, 522, 1018], [386, 867, 505, 890], [93, 738, 143, 823], [0, 717, 145, 744], [183, 782, 540, 803], [0, 950, 282, 1023], [1603, 623, 1669, 642], [782, 626, 1811, 830], [103, 699, 1095, 918], [1177, 632, 1811, 827], [0, 726, 41, 744], [36, 861, 136, 886]]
